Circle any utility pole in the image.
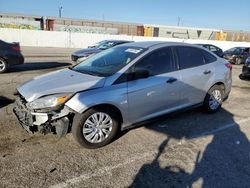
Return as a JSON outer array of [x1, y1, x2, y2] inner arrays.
[[59, 6, 63, 18], [177, 16, 181, 26]]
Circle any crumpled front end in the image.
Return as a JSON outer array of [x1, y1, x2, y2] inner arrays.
[[13, 93, 74, 137]]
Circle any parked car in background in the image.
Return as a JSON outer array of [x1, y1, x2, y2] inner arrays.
[[14, 41, 232, 148], [197, 44, 224, 57], [223, 47, 250, 64], [240, 56, 250, 79], [71, 40, 133, 63], [0, 40, 24, 73]]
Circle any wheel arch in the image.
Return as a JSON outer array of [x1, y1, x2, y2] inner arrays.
[[210, 82, 225, 93], [0, 56, 7, 63], [81, 103, 123, 124]]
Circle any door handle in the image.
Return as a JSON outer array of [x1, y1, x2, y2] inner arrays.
[[166, 78, 177, 84], [203, 70, 211, 75]]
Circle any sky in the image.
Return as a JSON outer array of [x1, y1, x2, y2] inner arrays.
[[0, 0, 250, 31]]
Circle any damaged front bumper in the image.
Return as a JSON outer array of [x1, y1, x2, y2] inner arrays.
[[13, 95, 74, 137]]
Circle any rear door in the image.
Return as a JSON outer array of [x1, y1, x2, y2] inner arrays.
[[127, 47, 182, 123], [175, 46, 216, 106]]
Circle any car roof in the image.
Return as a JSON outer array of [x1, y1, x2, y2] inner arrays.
[[104, 40, 133, 43], [231, 47, 249, 49], [119, 41, 199, 49], [196, 44, 214, 46]]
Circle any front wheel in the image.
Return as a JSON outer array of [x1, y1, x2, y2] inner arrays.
[[72, 108, 120, 149], [203, 85, 224, 113]]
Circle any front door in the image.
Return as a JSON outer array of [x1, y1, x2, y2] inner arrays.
[[127, 47, 181, 124]]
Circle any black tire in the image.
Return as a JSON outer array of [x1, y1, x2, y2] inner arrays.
[[203, 85, 224, 113], [235, 58, 241, 65], [239, 74, 246, 80], [72, 107, 120, 149], [0, 57, 8, 73]]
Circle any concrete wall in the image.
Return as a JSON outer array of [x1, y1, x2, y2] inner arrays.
[[1, 28, 250, 51]]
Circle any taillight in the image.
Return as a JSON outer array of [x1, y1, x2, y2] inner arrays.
[[225, 63, 232, 71], [12, 45, 21, 52]]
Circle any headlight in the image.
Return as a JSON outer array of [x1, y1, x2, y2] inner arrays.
[[27, 93, 72, 110]]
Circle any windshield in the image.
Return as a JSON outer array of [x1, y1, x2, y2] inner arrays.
[[72, 46, 146, 77], [97, 41, 116, 50], [226, 47, 244, 55]]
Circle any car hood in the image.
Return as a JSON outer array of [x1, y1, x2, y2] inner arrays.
[[73, 48, 102, 56], [17, 68, 106, 102]]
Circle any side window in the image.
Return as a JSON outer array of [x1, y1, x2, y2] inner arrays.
[[177, 46, 204, 69], [134, 47, 174, 76], [202, 49, 217, 64], [209, 45, 218, 53]]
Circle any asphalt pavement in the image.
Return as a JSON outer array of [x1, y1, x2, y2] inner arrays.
[[0, 49, 250, 188], [21, 46, 80, 62]]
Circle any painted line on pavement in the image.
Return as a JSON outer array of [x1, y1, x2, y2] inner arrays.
[[51, 117, 250, 188], [50, 152, 155, 188]]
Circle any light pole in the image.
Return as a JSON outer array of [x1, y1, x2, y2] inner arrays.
[[177, 16, 181, 26], [59, 6, 63, 18]]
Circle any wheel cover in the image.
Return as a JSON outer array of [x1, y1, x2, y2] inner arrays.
[[0, 60, 5, 71], [82, 112, 113, 143], [209, 90, 222, 110]]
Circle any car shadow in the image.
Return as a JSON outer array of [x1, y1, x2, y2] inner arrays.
[[9, 62, 71, 72], [128, 108, 250, 187], [0, 96, 14, 108]]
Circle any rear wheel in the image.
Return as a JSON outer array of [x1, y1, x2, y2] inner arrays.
[[0, 58, 8, 73], [203, 85, 224, 113], [72, 107, 120, 149]]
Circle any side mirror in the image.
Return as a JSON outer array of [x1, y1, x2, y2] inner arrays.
[[130, 68, 150, 80]]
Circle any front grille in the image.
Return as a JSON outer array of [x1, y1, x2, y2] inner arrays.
[[13, 94, 33, 133]]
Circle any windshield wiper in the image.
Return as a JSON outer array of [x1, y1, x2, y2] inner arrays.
[[82, 70, 100, 76], [75, 69, 103, 77]]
